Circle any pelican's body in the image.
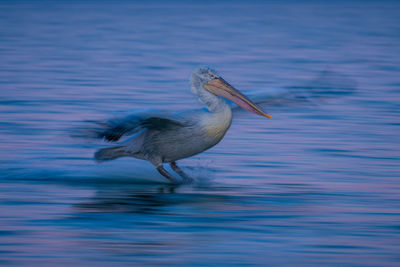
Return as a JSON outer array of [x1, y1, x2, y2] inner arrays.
[[124, 105, 231, 164], [91, 67, 270, 183]]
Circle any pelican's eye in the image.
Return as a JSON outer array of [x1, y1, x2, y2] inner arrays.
[[210, 73, 216, 79]]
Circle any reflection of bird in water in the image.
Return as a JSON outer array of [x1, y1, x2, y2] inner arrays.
[[84, 67, 270, 183], [75, 185, 179, 215]]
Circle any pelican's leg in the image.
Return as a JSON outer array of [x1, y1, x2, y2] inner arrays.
[[156, 165, 178, 184], [170, 162, 193, 183]]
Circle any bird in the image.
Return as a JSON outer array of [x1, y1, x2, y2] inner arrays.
[[86, 67, 271, 183]]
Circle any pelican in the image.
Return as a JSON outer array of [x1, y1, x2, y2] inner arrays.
[[89, 67, 270, 183]]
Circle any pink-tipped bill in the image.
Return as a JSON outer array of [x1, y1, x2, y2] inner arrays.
[[203, 78, 271, 119]]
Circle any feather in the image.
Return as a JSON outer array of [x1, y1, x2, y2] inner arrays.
[[79, 110, 185, 142]]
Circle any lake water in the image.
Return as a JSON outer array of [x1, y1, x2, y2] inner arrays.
[[1, 1, 399, 266]]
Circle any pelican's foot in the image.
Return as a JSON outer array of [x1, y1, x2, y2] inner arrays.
[[156, 165, 178, 184], [170, 162, 194, 184]]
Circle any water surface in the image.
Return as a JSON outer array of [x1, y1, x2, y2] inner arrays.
[[1, 1, 400, 266]]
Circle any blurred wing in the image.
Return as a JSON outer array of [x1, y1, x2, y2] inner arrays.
[[286, 67, 357, 101], [229, 87, 291, 109], [231, 67, 357, 113], [76, 109, 184, 142]]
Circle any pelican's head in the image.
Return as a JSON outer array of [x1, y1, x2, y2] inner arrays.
[[191, 67, 271, 119]]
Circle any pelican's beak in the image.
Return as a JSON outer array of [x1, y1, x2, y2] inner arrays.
[[203, 77, 271, 119]]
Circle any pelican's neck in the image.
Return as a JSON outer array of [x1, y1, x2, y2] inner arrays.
[[190, 75, 232, 141], [191, 77, 230, 114]]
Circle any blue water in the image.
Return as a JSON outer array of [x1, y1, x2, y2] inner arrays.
[[1, 1, 400, 266]]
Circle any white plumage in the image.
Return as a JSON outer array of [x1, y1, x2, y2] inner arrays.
[[87, 67, 270, 183]]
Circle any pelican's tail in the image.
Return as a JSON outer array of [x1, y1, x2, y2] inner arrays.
[[94, 146, 130, 162]]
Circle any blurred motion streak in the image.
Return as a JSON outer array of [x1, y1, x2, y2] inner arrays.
[[0, 1, 399, 266]]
